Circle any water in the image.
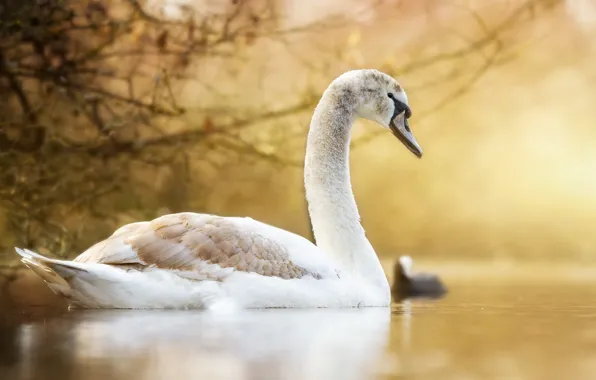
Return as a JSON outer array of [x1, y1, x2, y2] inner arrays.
[[1, 269, 596, 380]]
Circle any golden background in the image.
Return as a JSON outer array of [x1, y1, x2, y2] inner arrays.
[[1, 0, 595, 265]]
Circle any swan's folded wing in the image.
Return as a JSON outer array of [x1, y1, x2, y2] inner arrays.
[[76, 213, 323, 280], [74, 222, 148, 265]]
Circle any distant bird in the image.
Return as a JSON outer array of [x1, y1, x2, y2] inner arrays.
[[15, 69, 424, 309], [392, 256, 447, 301]]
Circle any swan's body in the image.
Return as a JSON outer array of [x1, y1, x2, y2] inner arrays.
[[16, 216, 382, 308], [16, 69, 423, 309]]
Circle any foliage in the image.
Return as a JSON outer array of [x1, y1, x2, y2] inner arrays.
[[0, 0, 562, 261]]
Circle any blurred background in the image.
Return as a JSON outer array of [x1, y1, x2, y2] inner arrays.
[[1, 0, 595, 271]]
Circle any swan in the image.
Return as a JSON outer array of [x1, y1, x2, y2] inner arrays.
[[15, 69, 423, 309]]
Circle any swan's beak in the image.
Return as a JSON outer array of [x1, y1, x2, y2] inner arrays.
[[389, 113, 423, 158]]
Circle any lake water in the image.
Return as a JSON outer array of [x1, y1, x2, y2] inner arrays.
[[1, 265, 596, 380]]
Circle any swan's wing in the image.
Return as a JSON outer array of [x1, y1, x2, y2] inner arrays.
[[74, 213, 325, 280], [74, 222, 148, 265]]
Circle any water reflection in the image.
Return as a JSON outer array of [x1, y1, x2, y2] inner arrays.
[[4, 271, 596, 380], [2, 308, 391, 380]]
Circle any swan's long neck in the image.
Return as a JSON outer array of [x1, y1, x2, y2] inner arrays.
[[304, 88, 389, 294]]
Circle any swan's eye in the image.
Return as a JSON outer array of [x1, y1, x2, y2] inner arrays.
[[387, 93, 394, 99]]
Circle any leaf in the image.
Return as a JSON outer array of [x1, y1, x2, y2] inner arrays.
[[156, 31, 168, 52], [245, 31, 257, 46], [203, 117, 214, 133]]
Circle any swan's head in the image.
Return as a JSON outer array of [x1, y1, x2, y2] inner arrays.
[[331, 69, 422, 158]]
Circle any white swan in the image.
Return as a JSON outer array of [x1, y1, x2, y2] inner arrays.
[[15, 69, 422, 309]]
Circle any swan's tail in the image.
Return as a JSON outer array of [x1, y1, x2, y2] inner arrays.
[[15, 247, 220, 309], [15, 247, 89, 299]]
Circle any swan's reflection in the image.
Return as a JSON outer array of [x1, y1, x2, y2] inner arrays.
[[12, 308, 391, 380]]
